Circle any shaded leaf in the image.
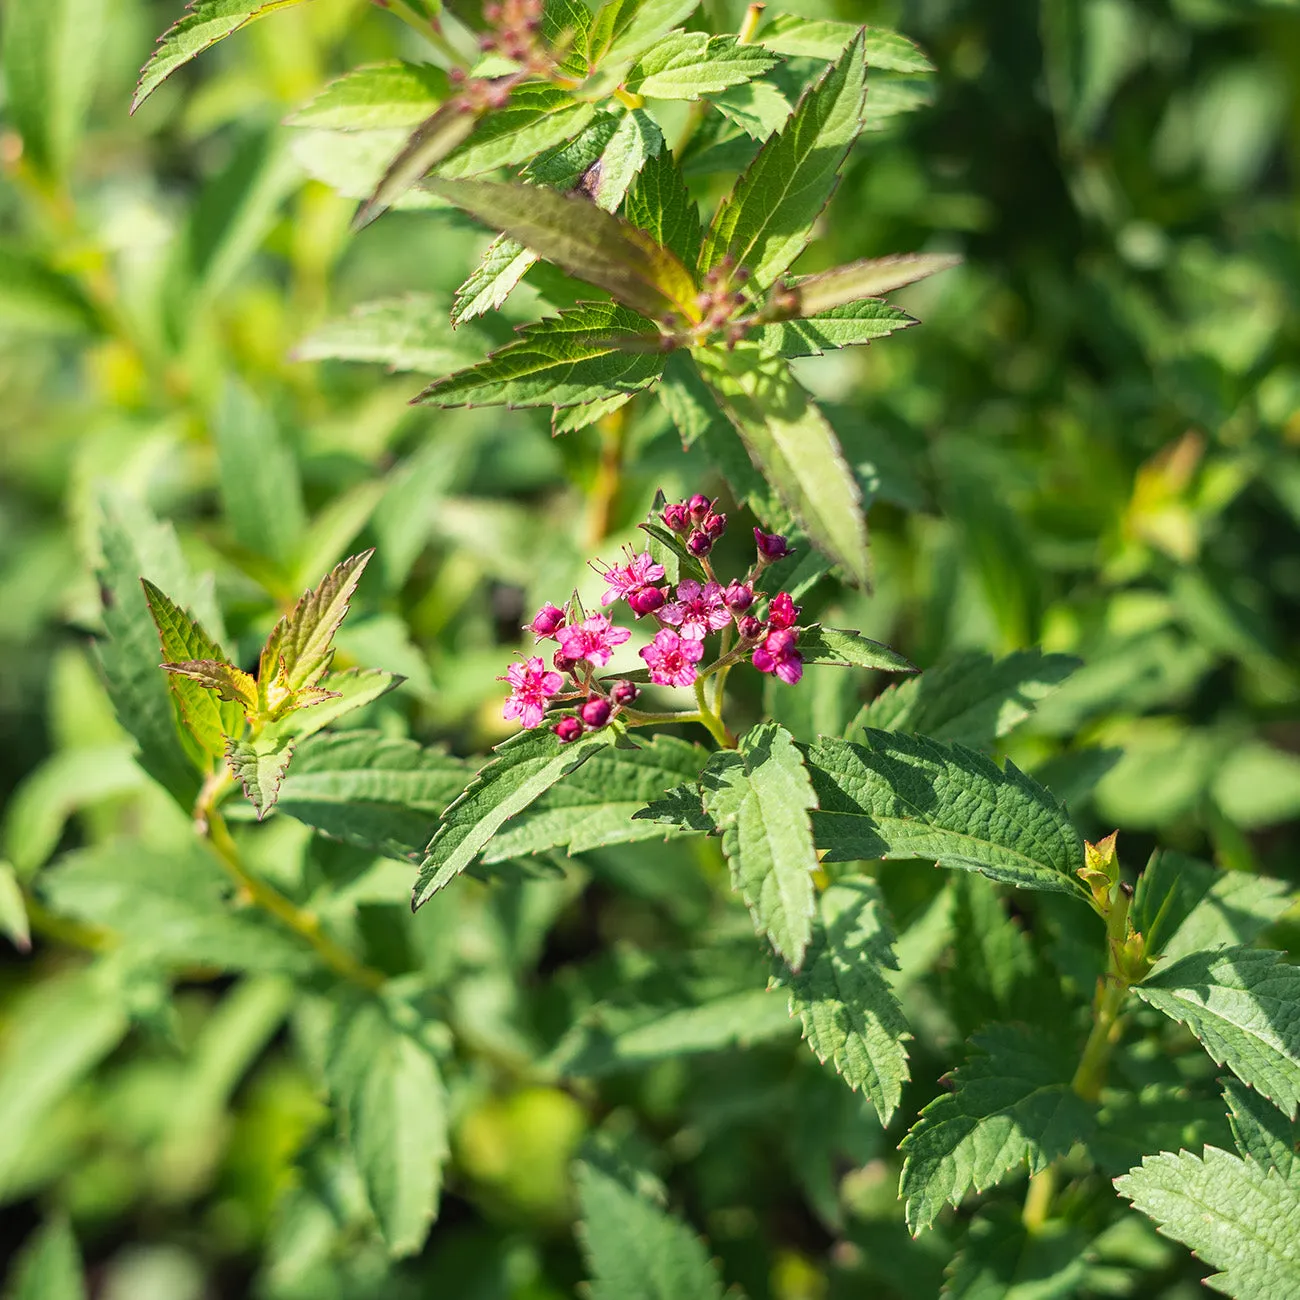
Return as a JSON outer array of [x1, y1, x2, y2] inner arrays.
[[624, 146, 704, 268], [784, 252, 961, 316], [1225, 1078, 1300, 1181], [798, 625, 917, 673], [295, 294, 488, 374], [7, 1218, 86, 1300], [225, 732, 295, 819]]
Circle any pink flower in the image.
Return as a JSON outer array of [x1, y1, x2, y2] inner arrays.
[[556, 614, 631, 667], [529, 602, 566, 639], [594, 550, 665, 606], [640, 628, 705, 687], [767, 592, 800, 630], [752, 628, 803, 685], [659, 579, 731, 640], [501, 656, 565, 729]]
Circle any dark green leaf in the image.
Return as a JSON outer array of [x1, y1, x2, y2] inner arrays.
[[1225, 1078, 1300, 1181], [943, 1205, 1090, 1300], [624, 147, 704, 268], [798, 625, 917, 673]]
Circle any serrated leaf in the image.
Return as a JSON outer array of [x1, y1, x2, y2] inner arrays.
[[326, 997, 448, 1257], [133, 0, 308, 111], [295, 294, 488, 373], [783, 252, 960, 316], [748, 299, 916, 356], [701, 31, 866, 286], [575, 1159, 726, 1300], [8, 1217, 86, 1300], [441, 93, 598, 181], [806, 732, 1089, 897], [452, 237, 538, 325], [427, 177, 699, 320], [700, 722, 818, 968], [270, 731, 470, 861], [900, 1025, 1094, 1234], [258, 551, 373, 700], [712, 81, 792, 140], [483, 735, 708, 861], [1152, 859, 1293, 964], [942, 1205, 1089, 1300], [414, 727, 613, 907], [772, 878, 910, 1123], [625, 32, 778, 99], [285, 61, 448, 131], [588, 107, 664, 208], [590, 0, 699, 70], [756, 15, 933, 71], [850, 650, 1081, 749], [3, 0, 108, 180], [416, 303, 665, 409], [142, 580, 247, 760], [1089, 1083, 1233, 1178], [258, 669, 399, 745], [1134, 947, 1300, 1118], [1225, 1078, 1300, 1181], [542, 0, 593, 75], [226, 732, 295, 818], [631, 782, 714, 833], [798, 625, 917, 673], [1115, 1147, 1300, 1300], [695, 343, 869, 587], [553, 392, 633, 433], [623, 147, 703, 268]]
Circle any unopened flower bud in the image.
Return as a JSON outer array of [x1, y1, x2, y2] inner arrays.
[[554, 715, 584, 743], [754, 528, 792, 561], [661, 502, 691, 533], [609, 680, 639, 705], [686, 530, 713, 556], [702, 511, 727, 540], [767, 591, 800, 630], [738, 615, 763, 640], [688, 493, 712, 521], [580, 696, 612, 728], [552, 650, 578, 673], [627, 585, 666, 617], [529, 602, 566, 638], [724, 581, 754, 612]]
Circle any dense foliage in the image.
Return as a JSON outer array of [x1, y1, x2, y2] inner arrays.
[[2, 0, 1299, 1297]]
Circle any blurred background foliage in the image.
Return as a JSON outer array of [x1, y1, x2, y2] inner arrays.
[[1, 0, 1298, 1295]]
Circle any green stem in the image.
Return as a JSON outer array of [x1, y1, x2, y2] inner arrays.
[[1021, 1166, 1056, 1233], [693, 678, 735, 748], [199, 778, 385, 991]]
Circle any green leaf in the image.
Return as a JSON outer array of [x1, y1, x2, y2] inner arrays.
[[771, 878, 910, 1123], [295, 294, 488, 373], [631, 782, 714, 833], [575, 1159, 727, 1300], [805, 732, 1089, 897], [943, 1206, 1090, 1300], [712, 81, 793, 140], [1134, 947, 1300, 1118], [1160, 869, 1293, 964], [3, 0, 108, 178], [781, 252, 961, 316], [695, 343, 869, 587], [0, 861, 31, 953], [39, 843, 316, 972], [260, 668, 399, 743], [225, 732, 295, 818], [624, 147, 704, 268], [441, 93, 598, 180], [133, 0, 310, 110], [542, 0, 593, 75], [258, 551, 374, 699], [7, 1218, 86, 1300], [850, 650, 1082, 749], [587, 107, 664, 209], [900, 1024, 1094, 1234], [552, 393, 633, 434], [0, 245, 100, 335], [748, 299, 916, 356], [797, 625, 917, 673], [212, 381, 306, 564], [700, 722, 819, 968], [142, 579, 247, 759], [415, 304, 665, 409], [701, 31, 866, 286], [353, 99, 480, 228], [414, 726, 614, 907], [589, 0, 699, 71], [452, 237, 538, 326], [625, 32, 778, 99], [426, 177, 699, 320], [326, 998, 448, 1257], [270, 731, 470, 861], [1115, 1147, 1300, 1300], [1225, 1078, 1300, 1181], [756, 15, 933, 71], [285, 61, 449, 131], [0, 961, 128, 1195], [861, 77, 933, 130], [483, 735, 708, 861], [1089, 1083, 1233, 1178]]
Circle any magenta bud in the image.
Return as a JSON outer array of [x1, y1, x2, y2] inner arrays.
[[580, 696, 612, 728], [724, 581, 754, 612], [609, 680, 639, 705], [767, 592, 800, 630], [661, 502, 691, 533], [688, 493, 712, 521], [702, 511, 727, 541], [754, 528, 792, 561], [552, 651, 579, 673], [686, 530, 713, 556], [738, 615, 763, 640], [627, 585, 666, 617], [529, 602, 567, 638], [554, 715, 584, 743]]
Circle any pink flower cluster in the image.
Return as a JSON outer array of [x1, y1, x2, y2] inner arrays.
[[500, 494, 806, 741]]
